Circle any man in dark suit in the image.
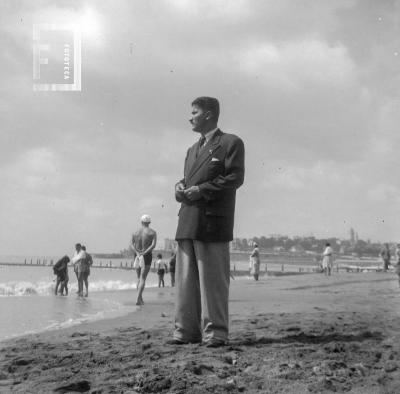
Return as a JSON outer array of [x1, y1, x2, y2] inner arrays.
[[171, 96, 245, 347]]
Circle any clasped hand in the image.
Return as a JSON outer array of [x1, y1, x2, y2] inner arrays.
[[184, 186, 201, 201], [175, 183, 201, 202]]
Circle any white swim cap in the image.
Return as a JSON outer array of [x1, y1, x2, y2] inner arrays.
[[141, 214, 151, 223]]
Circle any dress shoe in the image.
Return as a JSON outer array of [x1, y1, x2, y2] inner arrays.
[[203, 339, 227, 348], [165, 338, 189, 345], [165, 338, 200, 345]]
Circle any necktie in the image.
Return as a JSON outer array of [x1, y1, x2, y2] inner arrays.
[[196, 136, 206, 157], [199, 136, 206, 148]]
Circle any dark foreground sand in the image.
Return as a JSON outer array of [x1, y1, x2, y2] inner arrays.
[[1, 272, 400, 393]]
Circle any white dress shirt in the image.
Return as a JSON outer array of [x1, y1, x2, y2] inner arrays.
[[203, 127, 218, 144]]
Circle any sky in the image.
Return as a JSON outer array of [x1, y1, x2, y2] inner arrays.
[[1, 0, 400, 255]]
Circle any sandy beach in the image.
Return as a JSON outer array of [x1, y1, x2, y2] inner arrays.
[[1, 272, 400, 393]]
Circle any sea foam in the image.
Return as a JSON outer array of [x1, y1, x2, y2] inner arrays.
[[0, 279, 140, 296]]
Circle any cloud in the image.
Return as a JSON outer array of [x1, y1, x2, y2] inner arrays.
[[149, 175, 169, 186], [366, 99, 400, 158], [367, 184, 400, 204], [260, 160, 360, 192], [165, 0, 252, 20], [0, 147, 60, 194], [238, 39, 356, 90], [1, 0, 400, 253], [51, 194, 114, 218]]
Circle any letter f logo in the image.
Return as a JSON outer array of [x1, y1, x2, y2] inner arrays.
[[33, 25, 50, 80]]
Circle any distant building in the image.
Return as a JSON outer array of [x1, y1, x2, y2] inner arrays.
[[350, 228, 356, 245], [270, 234, 285, 239]]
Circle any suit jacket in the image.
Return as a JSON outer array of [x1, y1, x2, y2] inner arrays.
[[175, 129, 245, 242]]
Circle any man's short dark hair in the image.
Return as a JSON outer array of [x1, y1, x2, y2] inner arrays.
[[75, 243, 81, 248], [191, 96, 220, 121], [157, 253, 162, 259]]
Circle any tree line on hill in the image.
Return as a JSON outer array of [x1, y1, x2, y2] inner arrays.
[[232, 236, 384, 257]]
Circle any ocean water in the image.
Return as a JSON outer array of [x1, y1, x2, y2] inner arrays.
[[0, 254, 309, 342], [0, 259, 165, 342], [0, 254, 380, 342]]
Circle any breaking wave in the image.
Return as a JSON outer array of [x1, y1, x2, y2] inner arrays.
[[0, 280, 141, 297]]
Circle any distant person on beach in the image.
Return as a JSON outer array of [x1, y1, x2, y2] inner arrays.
[[80, 246, 93, 297], [171, 96, 245, 347], [72, 243, 83, 280], [156, 253, 167, 288], [131, 214, 157, 305], [395, 244, 400, 287], [248, 256, 252, 276], [322, 243, 333, 276], [250, 243, 260, 281], [72, 243, 86, 296], [380, 243, 391, 272], [53, 255, 70, 296], [169, 252, 176, 287]]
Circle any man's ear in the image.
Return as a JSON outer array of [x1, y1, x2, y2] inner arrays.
[[205, 110, 212, 120]]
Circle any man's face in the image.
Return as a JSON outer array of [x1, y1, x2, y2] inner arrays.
[[189, 105, 209, 133], [75, 244, 81, 252]]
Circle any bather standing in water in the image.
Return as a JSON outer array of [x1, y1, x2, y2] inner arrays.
[[72, 243, 86, 296], [131, 214, 157, 305], [53, 255, 70, 295], [81, 245, 93, 297]]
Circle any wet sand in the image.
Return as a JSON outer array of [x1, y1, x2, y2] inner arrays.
[[1, 272, 400, 393]]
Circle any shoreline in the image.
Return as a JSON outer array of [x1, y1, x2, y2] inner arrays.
[[0, 285, 173, 344], [1, 272, 400, 393], [1, 270, 396, 340], [0, 272, 316, 343], [1, 272, 397, 344]]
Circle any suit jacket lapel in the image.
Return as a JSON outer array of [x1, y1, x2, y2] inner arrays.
[[184, 144, 197, 179], [187, 129, 222, 180]]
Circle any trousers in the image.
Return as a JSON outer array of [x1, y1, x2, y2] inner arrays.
[[174, 239, 230, 342]]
